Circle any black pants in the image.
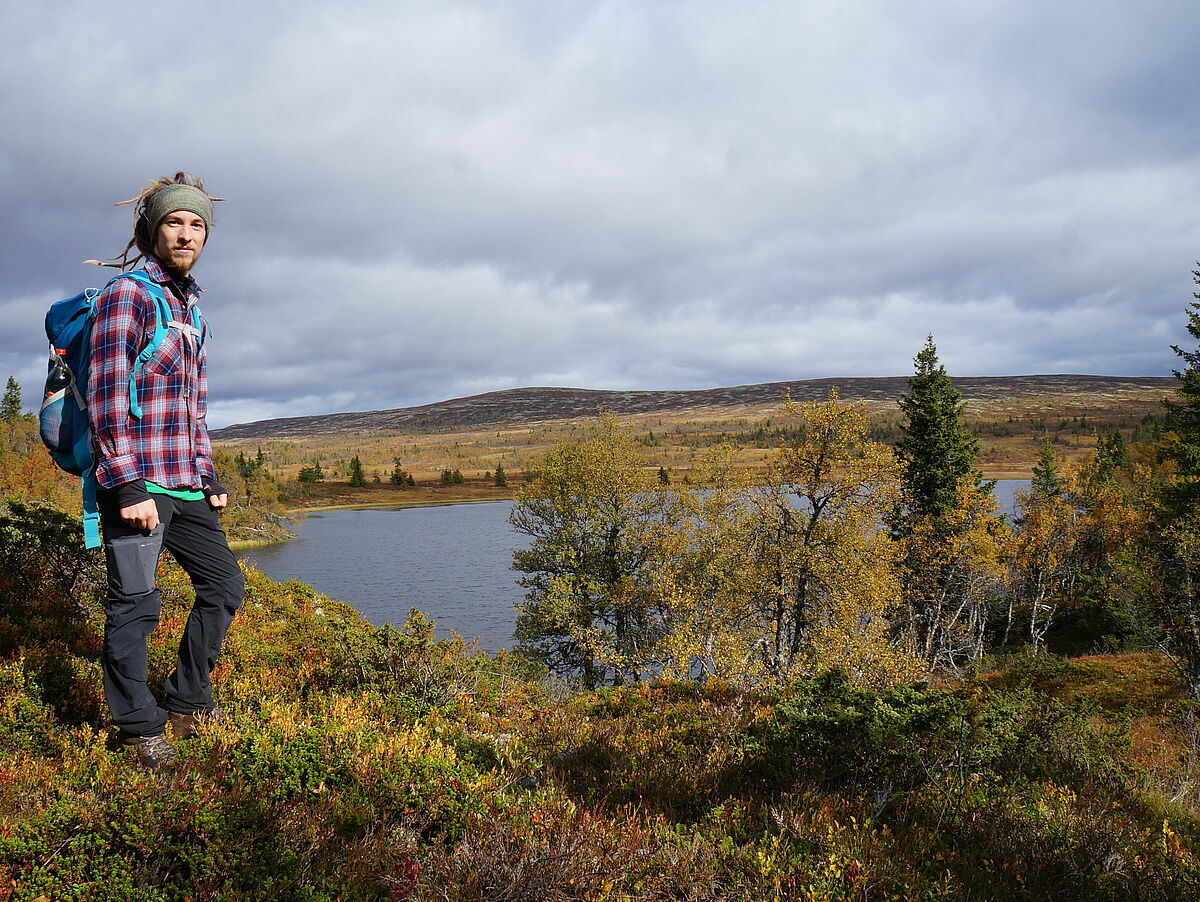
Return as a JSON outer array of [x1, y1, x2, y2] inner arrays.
[[98, 492, 244, 737]]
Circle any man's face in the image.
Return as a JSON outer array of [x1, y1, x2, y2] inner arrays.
[[153, 210, 206, 276]]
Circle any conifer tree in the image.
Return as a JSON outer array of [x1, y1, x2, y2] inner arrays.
[[494, 462, 507, 487], [895, 335, 982, 532], [348, 455, 366, 487], [297, 458, 324, 485], [390, 458, 409, 486], [1138, 268, 1200, 695], [1030, 434, 1063, 500], [1160, 268, 1200, 514], [894, 337, 1001, 670], [1094, 430, 1131, 482], [1, 377, 22, 423]]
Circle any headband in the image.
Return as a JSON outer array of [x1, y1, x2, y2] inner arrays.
[[145, 184, 214, 234]]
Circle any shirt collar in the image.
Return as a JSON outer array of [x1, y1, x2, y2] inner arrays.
[[144, 255, 204, 295]]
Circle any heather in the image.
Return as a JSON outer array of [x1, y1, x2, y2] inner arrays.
[[2, 504, 1200, 900]]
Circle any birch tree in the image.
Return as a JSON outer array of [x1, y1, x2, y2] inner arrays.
[[749, 390, 919, 687], [509, 412, 665, 687]]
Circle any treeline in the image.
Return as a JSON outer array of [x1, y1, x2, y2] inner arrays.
[[508, 280, 1200, 693]]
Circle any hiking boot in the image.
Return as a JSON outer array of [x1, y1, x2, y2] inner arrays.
[[169, 707, 231, 741], [121, 731, 177, 769]]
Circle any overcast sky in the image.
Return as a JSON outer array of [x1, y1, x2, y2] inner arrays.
[[2, 1, 1197, 428]]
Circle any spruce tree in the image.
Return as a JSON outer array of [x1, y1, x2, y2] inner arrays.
[[1140, 267, 1200, 695], [1030, 433, 1062, 499], [348, 455, 366, 487], [1, 377, 22, 423], [1160, 267, 1200, 513], [494, 462, 507, 487], [297, 459, 324, 485], [896, 335, 982, 531], [390, 458, 409, 486], [1095, 430, 1131, 482]]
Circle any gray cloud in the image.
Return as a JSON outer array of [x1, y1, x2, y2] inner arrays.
[[2, 0, 1197, 427]]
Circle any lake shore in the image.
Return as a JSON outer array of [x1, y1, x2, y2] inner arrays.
[[285, 482, 515, 513], [289, 496, 514, 514], [229, 487, 516, 551]]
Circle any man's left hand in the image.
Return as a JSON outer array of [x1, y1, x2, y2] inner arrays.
[[202, 477, 228, 511]]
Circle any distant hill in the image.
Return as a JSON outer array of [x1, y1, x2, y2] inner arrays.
[[211, 375, 1176, 441]]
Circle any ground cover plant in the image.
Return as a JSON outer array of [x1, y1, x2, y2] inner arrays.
[[2, 514, 1200, 900]]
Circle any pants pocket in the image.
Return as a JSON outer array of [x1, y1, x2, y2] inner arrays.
[[106, 531, 162, 597]]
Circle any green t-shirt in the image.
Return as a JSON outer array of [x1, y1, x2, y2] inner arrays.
[[145, 480, 206, 502]]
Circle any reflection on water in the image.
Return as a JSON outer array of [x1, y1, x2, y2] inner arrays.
[[241, 482, 1029, 653]]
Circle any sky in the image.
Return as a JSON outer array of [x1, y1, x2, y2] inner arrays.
[[1, 1, 1198, 429]]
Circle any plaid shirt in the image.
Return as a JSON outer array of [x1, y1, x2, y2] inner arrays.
[[87, 256, 215, 490]]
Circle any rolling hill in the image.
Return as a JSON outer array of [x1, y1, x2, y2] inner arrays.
[[212, 374, 1175, 441]]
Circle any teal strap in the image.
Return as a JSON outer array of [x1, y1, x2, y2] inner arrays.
[[117, 271, 170, 421], [81, 470, 100, 549]]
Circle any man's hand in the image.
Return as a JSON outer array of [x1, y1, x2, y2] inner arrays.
[[208, 493, 228, 511], [120, 499, 160, 531]]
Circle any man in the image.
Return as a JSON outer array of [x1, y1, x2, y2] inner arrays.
[[88, 173, 243, 768]]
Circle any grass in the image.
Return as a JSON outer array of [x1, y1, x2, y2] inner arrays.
[[215, 382, 1168, 491]]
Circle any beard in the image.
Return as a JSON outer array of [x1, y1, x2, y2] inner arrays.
[[161, 244, 200, 276]]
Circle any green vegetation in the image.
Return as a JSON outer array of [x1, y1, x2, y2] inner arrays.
[[1132, 268, 1200, 697], [297, 458, 326, 485], [390, 458, 416, 487], [895, 335, 984, 533], [2, 505, 1200, 898], [349, 454, 367, 488], [0, 379, 21, 425]]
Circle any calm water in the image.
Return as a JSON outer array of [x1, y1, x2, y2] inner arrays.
[[242, 502, 525, 651], [242, 481, 1029, 652]]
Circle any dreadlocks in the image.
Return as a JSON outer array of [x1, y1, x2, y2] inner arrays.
[[87, 172, 222, 271]]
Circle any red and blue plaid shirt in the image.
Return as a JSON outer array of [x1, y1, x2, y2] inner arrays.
[[87, 256, 215, 490]]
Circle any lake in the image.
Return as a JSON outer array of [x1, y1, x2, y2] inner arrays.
[[241, 481, 1029, 652], [241, 501, 524, 652]]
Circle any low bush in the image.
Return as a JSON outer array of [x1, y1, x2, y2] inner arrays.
[[1, 519, 1200, 898]]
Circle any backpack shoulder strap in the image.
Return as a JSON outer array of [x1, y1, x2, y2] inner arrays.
[[107, 270, 170, 420], [81, 471, 100, 549], [191, 307, 207, 345]]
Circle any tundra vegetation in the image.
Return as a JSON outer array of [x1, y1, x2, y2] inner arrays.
[[1, 272, 1200, 898]]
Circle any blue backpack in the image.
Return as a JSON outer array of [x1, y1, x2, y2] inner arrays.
[[39, 270, 203, 548]]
